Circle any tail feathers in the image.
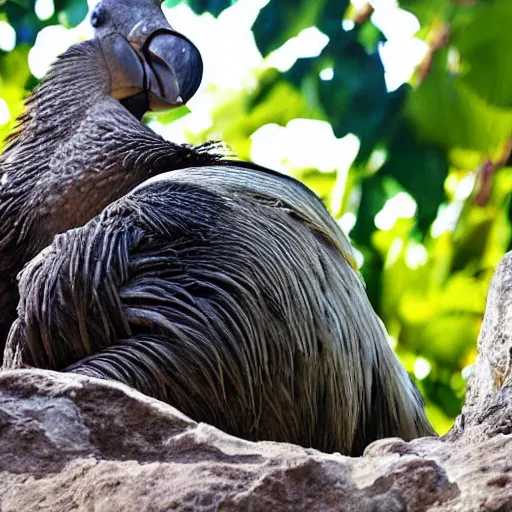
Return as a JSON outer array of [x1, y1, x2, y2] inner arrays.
[[63, 335, 278, 442], [359, 338, 436, 455]]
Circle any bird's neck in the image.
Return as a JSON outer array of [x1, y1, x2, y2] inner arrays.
[[0, 38, 220, 347], [4, 39, 109, 151], [0, 40, 110, 249]]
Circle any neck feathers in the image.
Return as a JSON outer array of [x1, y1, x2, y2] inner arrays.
[[0, 35, 225, 347], [3, 39, 109, 161]]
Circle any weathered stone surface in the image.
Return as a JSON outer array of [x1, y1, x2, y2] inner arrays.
[[446, 252, 512, 444], [0, 252, 512, 511]]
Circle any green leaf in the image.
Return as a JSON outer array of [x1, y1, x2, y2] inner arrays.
[[357, 19, 383, 53], [223, 80, 312, 148], [0, 44, 31, 88], [319, 33, 407, 158], [451, 0, 512, 108], [61, 1, 87, 26], [282, 28, 406, 159], [144, 105, 191, 125], [252, 0, 348, 57], [51, 0, 87, 27], [299, 169, 337, 203], [381, 120, 448, 233], [418, 311, 480, 368], [398, 0, 448, 32], [1, 0, 30, 11], [4, 2, 41, 45], [406, 49, 512, 153], [351, 173, 387, 246], [164, 0, 236, 16]]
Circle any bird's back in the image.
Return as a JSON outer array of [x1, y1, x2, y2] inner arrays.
[[5, 162, 434, 454]]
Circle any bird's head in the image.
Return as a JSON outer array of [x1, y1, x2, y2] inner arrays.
[[90, 0, 203, 113]]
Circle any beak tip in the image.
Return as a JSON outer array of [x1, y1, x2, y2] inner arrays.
[[146, 32, 203, 108]]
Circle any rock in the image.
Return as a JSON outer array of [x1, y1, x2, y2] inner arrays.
[[1, 253, 512, 511], [446, 252, 512, 444]]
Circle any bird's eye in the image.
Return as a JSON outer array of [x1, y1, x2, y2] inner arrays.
[[90, 4, 106, 28]]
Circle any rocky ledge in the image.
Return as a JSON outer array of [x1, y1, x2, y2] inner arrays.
[[1, 253, 511, 512]]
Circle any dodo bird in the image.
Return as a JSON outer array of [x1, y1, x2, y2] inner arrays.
[[0, 0, 435, 454]]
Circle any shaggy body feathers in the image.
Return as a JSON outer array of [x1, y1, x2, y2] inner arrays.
[[1, 21, 434, 455], [0, 40, 222, 348], [6, 165, 433, 455]]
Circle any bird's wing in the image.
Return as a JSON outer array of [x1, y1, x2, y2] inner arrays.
[[132, 162, 361, 278]]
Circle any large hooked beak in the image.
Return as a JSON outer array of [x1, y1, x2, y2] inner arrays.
[[128, 22, 203, 109], [98, 12, 203, 112]]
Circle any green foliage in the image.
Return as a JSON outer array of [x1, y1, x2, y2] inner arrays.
[[406, 49, 512, 153], [2, 0, 85, 42], [253, 0, 348, 56], [1, 0, 512, 435], [163, 0, 235, 16], [381, 120, 448, 232], [452, 0, 512, 108]]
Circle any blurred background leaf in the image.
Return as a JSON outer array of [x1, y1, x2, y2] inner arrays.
[[163, 0, 236, 16], [1, 0, 511, 435]]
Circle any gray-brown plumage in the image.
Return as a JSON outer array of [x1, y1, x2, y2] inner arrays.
[[1, 0, 435, 455]]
